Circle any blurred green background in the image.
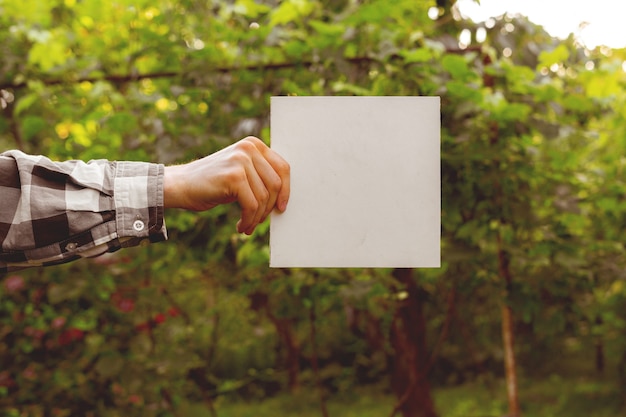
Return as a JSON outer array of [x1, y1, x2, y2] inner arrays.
[[1, 0, 626, 416]]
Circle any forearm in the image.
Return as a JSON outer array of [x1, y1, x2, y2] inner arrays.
[[0, 136, 289, 270], [0, 151, 167, 271]]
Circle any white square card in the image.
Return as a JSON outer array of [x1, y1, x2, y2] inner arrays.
[[270, 96, 440, 268]]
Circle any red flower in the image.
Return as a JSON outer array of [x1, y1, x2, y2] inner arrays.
[[135, 322, 151, 333], [167, 307, 181, 317], [24, 326, 45, 340], [0, 371, 15, 388], [22, 366, 36, 380], [58, 328, 84, 346], [153, 313, 166, 325], [116, 299, 135, 313], [51, 316, 66, 329], [128, 394, 142, 405], [4, 275, 25, 293]]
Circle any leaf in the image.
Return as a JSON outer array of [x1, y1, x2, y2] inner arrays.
[[270, 0, 314, 26], [47, 280, 87, 304], [95, 355, 125, 378], [70, 313, 98, 331], [537, 44, 569, 69], [309, 20, 344, 37], [28, 33, 70, 71], [20, 116, 48, 140], [442, 54, 473, 81], [332, 81, 372, 96], [233, 0, 271, 18], [283, 40, 310, 58], [218, 378, 249, 394], [493, 102, 532, 123], [14, 93, 40, 116], [445, 80, 482, 102], [563, 94, 593, 112], [345, 0, 406, 25], [2, 0, 52, 25], [584, 71, 621, 98], [596, 197, 619, 213], [399, 48, 433, 63], [107, 112, 138, 133]]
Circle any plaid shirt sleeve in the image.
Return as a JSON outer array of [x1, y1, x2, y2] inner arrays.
[[0, 150, 167, 272]]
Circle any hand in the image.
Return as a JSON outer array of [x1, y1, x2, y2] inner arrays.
[[163, 136, 290, 235]]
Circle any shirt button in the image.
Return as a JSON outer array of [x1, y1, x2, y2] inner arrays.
[[133, 220, 145, 232]]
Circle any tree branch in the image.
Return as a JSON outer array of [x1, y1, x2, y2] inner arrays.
[[0, 47, 479, 91], [0, 57, 377, 91]]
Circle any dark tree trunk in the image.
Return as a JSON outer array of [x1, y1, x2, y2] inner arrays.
[[595, 316, 605, 374], [389, 268, 437, 417], [249, 291, 300, 392], [271, 316, 300, 393]]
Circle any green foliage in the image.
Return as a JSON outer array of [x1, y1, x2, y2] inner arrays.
[[215, 378, 623, 417], [2, 0, 626, 416]]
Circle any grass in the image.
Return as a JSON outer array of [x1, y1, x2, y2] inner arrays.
[[214, 390, 394, 417], [212, 376, 625, 417]]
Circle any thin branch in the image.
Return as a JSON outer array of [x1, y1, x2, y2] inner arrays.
[[0, 47, 479, 91], [0, 57, 377, 91]]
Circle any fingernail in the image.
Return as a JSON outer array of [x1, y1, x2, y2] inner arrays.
[[279, 200, 288, 211]]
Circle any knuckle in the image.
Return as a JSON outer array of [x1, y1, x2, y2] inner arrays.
[[242, 136, 263, 149], [234, 140, 256, 155], [228, 150, 252, 169], [268, 174, 282, 192], [224, 167, 247, 184], [276, 160, 290, 175], [259, 188, 270, 203], [244, 135, 262, 143], [244, 200, 259, 214]]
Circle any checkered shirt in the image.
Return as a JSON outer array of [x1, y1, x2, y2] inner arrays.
[[0, 150, 167, 272]]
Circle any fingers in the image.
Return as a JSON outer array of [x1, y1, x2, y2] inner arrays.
[[239, 157, 270, 234], [235, 177, 260, 234], [248, 137, 290, 212], [236, 137, 290, 234], [163, 136, 290, 235], [261, 144, 290, 213]]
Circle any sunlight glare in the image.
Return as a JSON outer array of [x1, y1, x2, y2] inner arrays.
[[428, 6, 439, 20], [459, 28, 471, 49], [476, 27, 487, 43], [457, 0, 626, 49]]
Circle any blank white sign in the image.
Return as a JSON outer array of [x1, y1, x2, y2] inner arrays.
[[270, 96, 440, 268]]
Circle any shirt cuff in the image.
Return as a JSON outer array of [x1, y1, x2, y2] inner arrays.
[[113, 161, 168, 244]]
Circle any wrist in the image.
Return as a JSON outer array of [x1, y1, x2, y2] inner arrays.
[[163, 164, 187, 209]]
